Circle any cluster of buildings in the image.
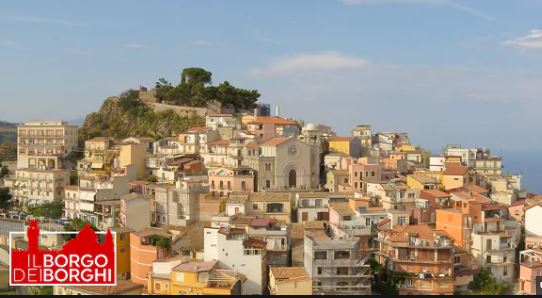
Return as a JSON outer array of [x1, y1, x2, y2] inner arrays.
[[2, 105, 540, 295]]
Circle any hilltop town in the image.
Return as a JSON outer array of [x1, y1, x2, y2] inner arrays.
[[0, 79, 541, 295]]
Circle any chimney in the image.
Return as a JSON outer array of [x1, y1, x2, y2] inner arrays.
[[275, 106, 280, 117]]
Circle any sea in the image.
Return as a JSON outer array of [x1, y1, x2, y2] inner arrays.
[[501, 150, 541, 194]]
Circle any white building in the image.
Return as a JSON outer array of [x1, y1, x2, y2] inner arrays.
[[4, 168, 70, 205], [120, 193, 151, 231], [204, 227, 266, 295], [525, 204, 542, 236], [16, 121, 79, 169]]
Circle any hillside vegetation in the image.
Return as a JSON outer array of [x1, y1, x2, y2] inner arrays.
[[154, 67, 260, 110], [79, 90, 205, 140]]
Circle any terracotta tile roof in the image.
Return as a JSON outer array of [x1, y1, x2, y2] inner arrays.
[[387, 224, 449, 246], [245, 142, 259, 148], [482, 203, 502, 211], [409, 173, 438, 184], [261, 137, 290, 147], [443, 165, 469, 176], [247, 116, 298, 126], [173, 260, 218, 273], [244, 238, 267, 248], [65, 279, 143, 295], [465, 183, 488, 194], [249, 218, 278, 227], [270, 267, 310, 280], [420, 189, 451, 200], [509, 199, 526, 207], [135, 137, 154, 142], [329, 136, 353, 142], [330, 202, 355, 216], [209, 139, 230, 146], [187, 126, 207, 133]]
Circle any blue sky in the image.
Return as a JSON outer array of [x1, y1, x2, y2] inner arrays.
[[1, 0, 542, 153]]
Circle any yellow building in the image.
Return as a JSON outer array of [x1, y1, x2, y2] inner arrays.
[[118, 142, 147, 179], [269, 267, 312, 295], [328, 136, 362, 157], [147, 259, 246, 295], [111, 227, 133, 279], [407, 173, 439, 190], [441, 165, 468, 190]]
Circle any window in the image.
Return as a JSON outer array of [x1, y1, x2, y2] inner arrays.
[[265, 180, 271, 189], [371, 171, 375, 177], [314, 251, 327, 260], [317, 267, 323, 275], [343, 216, 352, 221], [336, 267, 349, 275], [334, 250, 350, 260], [503, 266, 508, 276], [454, 256, 460, 264], [253, 203, 258, 210], [241, 181, 247, 190], [267, 203, 284, 213], [398, 217, 406, 225]]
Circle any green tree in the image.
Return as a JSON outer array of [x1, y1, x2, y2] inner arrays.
[[0, 187, 12, 209], [469, 267, 509, 295], [147, 175, 158, 183], [181, 67, 212, 85], [0, 160, 8, 178], [27, 202, 64, 219]]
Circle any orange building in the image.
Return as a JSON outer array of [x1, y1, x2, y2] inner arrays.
[[436, 209, 471, 250], [376, 224, 455, 295], [130, 228, 173, 285]]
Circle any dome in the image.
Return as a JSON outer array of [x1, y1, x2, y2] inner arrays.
[[304, 123, 318, 130]]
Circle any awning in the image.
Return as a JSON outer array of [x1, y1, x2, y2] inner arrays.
[[91, 162, 104, 169]]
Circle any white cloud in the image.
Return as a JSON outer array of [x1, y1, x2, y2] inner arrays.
[[125, 43, 146, 49], [190, 40, 212, 46], [503, 29, 542, 49], [249, 52, 368, 76]]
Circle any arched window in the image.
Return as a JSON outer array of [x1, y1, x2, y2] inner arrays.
[[241, 181, 247, 190], [219, 181, 224, 190]]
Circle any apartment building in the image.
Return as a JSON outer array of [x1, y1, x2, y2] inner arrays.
[[17, 121, 78, 169], [64, 174, 129, 229], [208, 166, 255, 196], [351, 124, 372, 148], [204, 226, 267, 295], [295, 192, 333, 223], [471, 208, 520, 284], [367, 181, 418, 211], [243, 115, 300, 142], [348, 157, 381, 193], [130, 227, 173, 285], [110, 226, 133, 280], [376, 224, 455, 295], [4, 168, 69, 205], [77, 137, 118, 178], [328, 136, 362, 158], [120, 193, 151, 231], [304, 222, 371, 295]]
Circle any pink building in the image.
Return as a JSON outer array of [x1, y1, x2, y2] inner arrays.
[[519, 248, 542, 294], [348, 157, 381, 193], [246, 116, 300, 142], [209, 167, 255, 196]]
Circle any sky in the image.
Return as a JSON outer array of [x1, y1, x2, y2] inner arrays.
[[1, 0, 542, 155]]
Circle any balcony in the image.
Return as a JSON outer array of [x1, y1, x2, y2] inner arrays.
[[313, 259, 369, 267]]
